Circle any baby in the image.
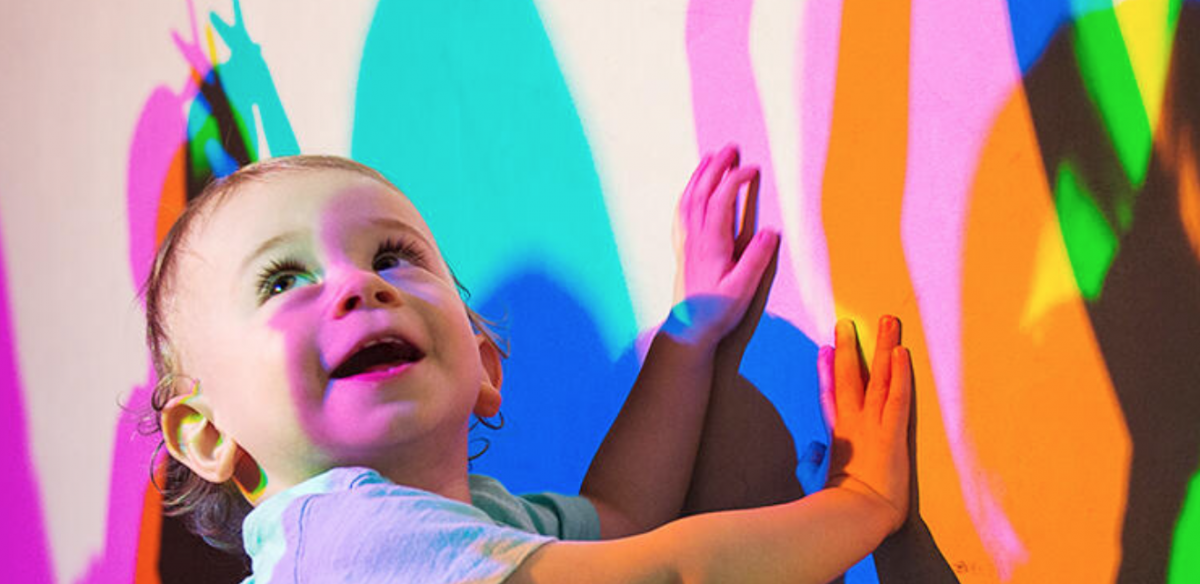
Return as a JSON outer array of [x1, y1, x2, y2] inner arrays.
[[145, 150, 911, 583]]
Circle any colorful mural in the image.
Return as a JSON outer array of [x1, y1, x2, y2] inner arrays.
[[2, 0, 1198, 581]]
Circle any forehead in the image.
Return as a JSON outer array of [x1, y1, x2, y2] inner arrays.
[[193, 168, 437, 257]]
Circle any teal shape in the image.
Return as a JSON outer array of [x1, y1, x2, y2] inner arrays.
[[351, 0, 636, 355]]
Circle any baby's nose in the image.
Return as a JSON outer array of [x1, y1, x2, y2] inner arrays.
[[333, 273, 401, 317]]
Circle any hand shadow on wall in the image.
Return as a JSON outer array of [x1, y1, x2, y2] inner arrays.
[[470, 268, 811, 510]]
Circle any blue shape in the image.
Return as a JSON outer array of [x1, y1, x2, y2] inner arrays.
[[1008, 0, 1073, 73], [204, 138, 238, 178], [469, 268, 634, 494], [741, 316, 882, 583]]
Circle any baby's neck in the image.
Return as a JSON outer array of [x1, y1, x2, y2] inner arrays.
[[260, 432, 475, 506], [372, 454, 473, 504]]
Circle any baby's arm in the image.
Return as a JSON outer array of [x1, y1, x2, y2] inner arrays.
[[580, 146, 780, 537], [511, 320, 913, 584]]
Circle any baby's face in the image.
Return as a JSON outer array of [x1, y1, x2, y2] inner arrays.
[[170, 168, 493, 488]]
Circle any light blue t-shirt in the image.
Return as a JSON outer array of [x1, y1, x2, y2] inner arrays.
[[240, 467, 600, 584]]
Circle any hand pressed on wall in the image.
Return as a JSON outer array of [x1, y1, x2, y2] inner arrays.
[[668, 144, 780, 349], [820, 316, 913, 533]]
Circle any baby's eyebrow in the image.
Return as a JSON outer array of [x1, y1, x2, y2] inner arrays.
[[368, 217, 434, 248], [239, 230, 305, 275]]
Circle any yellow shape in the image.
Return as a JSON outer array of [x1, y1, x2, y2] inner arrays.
[[1115, 0, 1179, 130], [1020, 211, 1081, 341]]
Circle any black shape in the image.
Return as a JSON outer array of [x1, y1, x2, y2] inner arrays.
[[157, 512, 249, 584], [183, 68, 256, 202], [1020, 5, 1200, 581]]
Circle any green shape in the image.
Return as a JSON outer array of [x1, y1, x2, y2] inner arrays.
[[1169, 467, 1200, 583], [351, 0, 636, 354], [1073, 7, 1153, 191], [1055, 162, 1119, 300]]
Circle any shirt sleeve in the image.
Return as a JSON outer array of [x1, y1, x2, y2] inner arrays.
[[515, 491, 602, 541], [469, 474, 602, 541]]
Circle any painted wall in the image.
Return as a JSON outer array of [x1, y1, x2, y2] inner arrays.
[[1, 0, 1197, 582]]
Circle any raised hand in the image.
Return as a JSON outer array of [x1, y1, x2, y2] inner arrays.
[[669, 145, 780, 349], [820, 316, 913, 532]]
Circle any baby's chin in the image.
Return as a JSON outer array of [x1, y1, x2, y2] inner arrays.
[[304, 398, 468, 456]]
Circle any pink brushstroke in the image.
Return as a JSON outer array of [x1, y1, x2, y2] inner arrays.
[[685, 0, 813, 337], [798, 0, 844, 345], [902, 0, 1027, 577], [0, 213, 54, 584]]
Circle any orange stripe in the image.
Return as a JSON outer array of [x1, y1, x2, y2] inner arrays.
[[134, 462, 166, 584], [154, 148, 188, 247], [961, 89, 1128, 582], [820, 0, 995, 579]]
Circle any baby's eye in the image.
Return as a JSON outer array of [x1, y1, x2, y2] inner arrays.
[[256, 259, 315, 302], [373, 238, 425, 272]]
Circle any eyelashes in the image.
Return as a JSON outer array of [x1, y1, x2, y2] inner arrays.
[[255, 258, 312, 302], [372, 237, 426, 272], [254, 236, 427, 303]]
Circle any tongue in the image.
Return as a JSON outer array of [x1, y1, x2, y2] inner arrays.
[[362, 362, 401, 374]]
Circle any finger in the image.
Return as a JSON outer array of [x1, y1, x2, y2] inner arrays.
[[724, 229, 779, 301], [706, 166, 760, 256], [866, 315, 900, 418], [233, 0, 245, 24], [694, 145, 740, 223], [834, 319, 866, 413], [185, 0, 200, 46], [210, 11, 235, 43], [717, 238, 779, 365], [818, 345, 837, 428], [734, 168, 760, 257], [744, 237, 779, 322], [172, 30, 209, 76], [883, 346, 913, 436], [681, 152, 713, 231]]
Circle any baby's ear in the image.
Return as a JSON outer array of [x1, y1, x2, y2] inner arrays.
[[473, 334, 503, 417], [161, 393, 239, 484]]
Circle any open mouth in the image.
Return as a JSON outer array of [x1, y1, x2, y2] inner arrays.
[[330, 337, 425, 379]]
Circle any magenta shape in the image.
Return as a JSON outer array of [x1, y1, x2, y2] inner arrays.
[[902, 0, 1027, 576], [0, 212, 55, 583], [685, 0, 814, 336], [127, 86, 189, 292]]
